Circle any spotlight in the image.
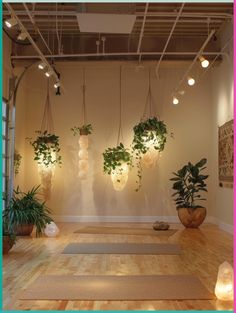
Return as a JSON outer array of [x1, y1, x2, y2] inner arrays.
[[173, 97, 179, 105], [17, 31, 27, 41], [199, 56, 209, 68], [38, 62, 46, 70], [187, 77, 195, 86], [5, 17, 17, 28], [54, 81, 60, 89], [45, 70, 52, 77]]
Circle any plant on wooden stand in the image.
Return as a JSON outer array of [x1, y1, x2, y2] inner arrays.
[[170, 158, 209, 228]]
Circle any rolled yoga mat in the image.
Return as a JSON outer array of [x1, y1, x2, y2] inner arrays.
[[20, 275, 214, 300], [74, 226, 177, 236], [62, 242, 182, 255]]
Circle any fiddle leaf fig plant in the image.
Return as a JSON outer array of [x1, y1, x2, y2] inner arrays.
[[71, 124, 93, 136], [103, 143, 132, 175], [28, 130, 62, 167], [132, 117, 168, 154], [170, 158, 209, 209]]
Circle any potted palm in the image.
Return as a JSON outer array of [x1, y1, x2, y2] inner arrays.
[[3, 186, 53, 237], [170, 158, 209, 228], [3, 217, 16, 254]]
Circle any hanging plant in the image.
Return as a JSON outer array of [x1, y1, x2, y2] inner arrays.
[[29, 130, 62, 167], [14, 150, 22, 175], [103, 143, 132, 191], [133, 117, 167, 154], [71, 124, 93, 136]]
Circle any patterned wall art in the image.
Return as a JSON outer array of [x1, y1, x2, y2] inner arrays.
[[218, 119, 234, 188]]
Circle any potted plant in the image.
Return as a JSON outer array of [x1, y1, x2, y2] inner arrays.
[[29, 130, 62, 167], [71, 124, 93, 136], [170, 158, 209, 228], [3, 217, 16, 254], [3, 186, 53, 237], [103, 143, 132, 191]]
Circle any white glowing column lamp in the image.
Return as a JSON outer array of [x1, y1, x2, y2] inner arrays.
[[215, 261, 234, 301], [111, 162, 129, 191], [78, 135, 89, 179], [142, 131, 160, 168], [38, 150, 56, 200]]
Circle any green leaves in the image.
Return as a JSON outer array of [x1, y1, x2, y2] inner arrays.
[[3, 185, 53, 237], [170, 158, 209, 210], [29, 130, 62, 167], [71, 124, 93, 136], [103, 143, 132, 175]]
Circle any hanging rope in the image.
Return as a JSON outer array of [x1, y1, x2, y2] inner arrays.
[[40, 80, 54, 133], [142, 67, 158, 120], [81, 68, 87, 125], [117, 66, 124, 145]]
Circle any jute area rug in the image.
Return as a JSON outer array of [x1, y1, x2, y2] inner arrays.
[[74, 226, 177, 236], [62, 243, 182, 255], [20, 275, 214, 300]]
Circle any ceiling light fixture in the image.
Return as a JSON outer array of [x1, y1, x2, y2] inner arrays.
[[38, 62, 46, 70], [199, 56, 209, 68], [54, 81, 60, 89], [17, 31, 28, 41], [172, 97, 179, 105], [4, 17, 17, 28], [187, 77, 195, 86], [45, 70, 52, 77]]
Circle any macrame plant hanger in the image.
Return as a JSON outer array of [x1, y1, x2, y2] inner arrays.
[[82, 68, 87, 126], [117, 66, 124, 145], [141, 67, 158, 121], [39, 80, 55, 201], [41, 80, 54, 134]]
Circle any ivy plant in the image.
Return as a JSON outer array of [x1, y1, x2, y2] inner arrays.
[[71, 124, 93, 136], [132, 117, 168, 154], [29, 130, 62, 167], [14, 150, 22, 175], [103, 143, 132, 175], [170, 158, 209, 210]]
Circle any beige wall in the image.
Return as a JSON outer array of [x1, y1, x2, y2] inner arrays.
[[209, 21, 233, 226], [14, 61, 213, 220]]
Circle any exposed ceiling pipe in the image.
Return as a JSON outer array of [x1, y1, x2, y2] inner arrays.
[[11, 51, 226, 60], [137, 3, 149, 58], [155, 3, 185, 78], [22, 3, 53, 56], [173, 29, 215, 96], [5, 3, 60, 84], [3, 10, 233, 19]]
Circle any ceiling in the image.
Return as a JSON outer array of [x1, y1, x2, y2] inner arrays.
[[3, 2, 233, 62]]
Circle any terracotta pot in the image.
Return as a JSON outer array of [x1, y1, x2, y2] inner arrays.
[[16, 224, 34, 236], [3, 236, 14, 254], [177, 207, 206, 228]]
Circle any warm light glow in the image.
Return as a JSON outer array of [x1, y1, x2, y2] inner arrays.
[[141, 131, 160, 168], [17, 31, 27, 41], [173, 97, 179, 105], [78, 135, 89, 179], [45, 71, 51, 77], [38, 62, 46, 70], [54, 81, 60, 88], [215, 261, 234, 301], [5, 17, 17, 28], [200, 56, 209, 68], [111, 162, 129, 191], [188, 77, 195, 86]]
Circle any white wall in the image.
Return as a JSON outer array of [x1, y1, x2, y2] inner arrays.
[[14, 61, 213, 221], [209, 21, 233, 228]]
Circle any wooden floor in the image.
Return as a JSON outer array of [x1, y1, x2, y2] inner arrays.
[[3, 222, 233, 311]]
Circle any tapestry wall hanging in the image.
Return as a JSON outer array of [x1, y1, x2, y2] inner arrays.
[[218, 119, 233, 188]]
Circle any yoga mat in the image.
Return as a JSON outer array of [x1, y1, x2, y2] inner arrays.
[[62, 243, 182, 255], [74, 226, 177, 236], [20, 275, 214, 300]]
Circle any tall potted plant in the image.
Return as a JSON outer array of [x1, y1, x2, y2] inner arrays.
[[170, 158, 209, 228], [3, 216, 16, 254], [4, 186, 53, 237]]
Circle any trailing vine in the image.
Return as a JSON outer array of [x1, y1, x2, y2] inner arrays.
[[14, 150, 22, 175]]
